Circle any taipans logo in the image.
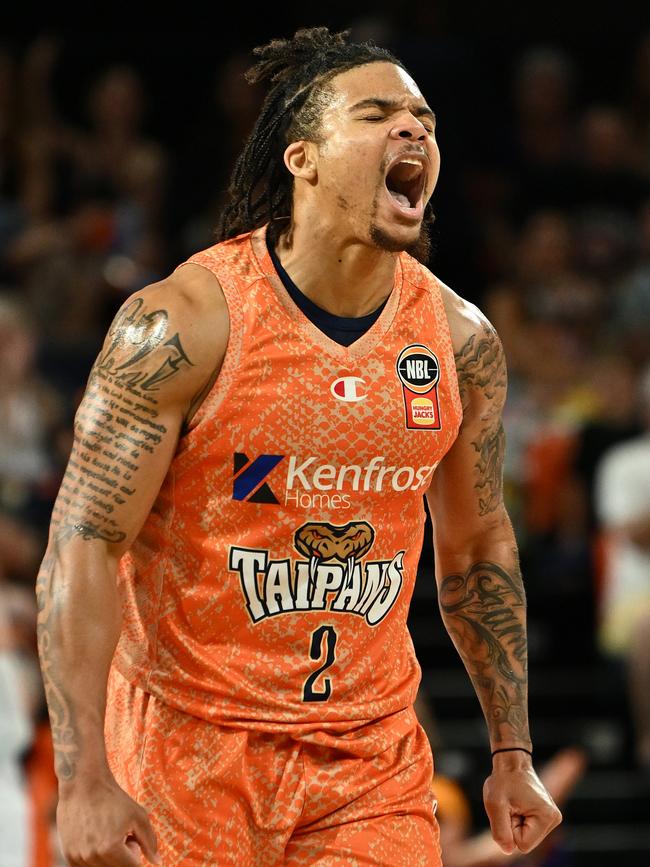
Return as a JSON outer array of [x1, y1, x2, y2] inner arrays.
[[228, 519, 404, 627], [233, 453, 284, 504], [396, 344, 442, 431], [330, 376, 367, 403]]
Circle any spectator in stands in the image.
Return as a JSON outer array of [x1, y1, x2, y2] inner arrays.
[[0, 586, 35, 867], [0, 297, 58, 522], [595, 364, 650, 770], [2, 45, 168, 365], [485, 210, 602, 387], [571, 106, 650, 217], [174, 52, 264, 258], [614, 198, 650, 366], [75, 65, 167, 228], [572, 354, 642, 534], [509, 47, 578, 221]]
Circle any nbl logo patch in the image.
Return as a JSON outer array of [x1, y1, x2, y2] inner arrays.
[[396, 344, 442, 431]]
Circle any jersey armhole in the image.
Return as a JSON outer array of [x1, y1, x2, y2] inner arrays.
[[172, 254, 245, 432]]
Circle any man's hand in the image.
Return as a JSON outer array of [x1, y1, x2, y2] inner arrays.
[[57, 773, 160, 866], [483, 752, 562, 855]]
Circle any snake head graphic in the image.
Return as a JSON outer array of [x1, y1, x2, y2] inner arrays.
[[294, 521, 375, 562]]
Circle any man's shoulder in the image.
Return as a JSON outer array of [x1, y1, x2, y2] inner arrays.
[[104, 261, 231, 405], [414, 262, 499, 359], [134, 260, 227, 327], [175, 228, 265, 292], [419, 270, 507, 414]]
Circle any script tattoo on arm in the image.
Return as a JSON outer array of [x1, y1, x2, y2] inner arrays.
[[36, 297, 193, 782], [439, 554, 530, 748], [454, 322, 508, 516], [52, 298, 193, 544], [52, 374, 167, 544]]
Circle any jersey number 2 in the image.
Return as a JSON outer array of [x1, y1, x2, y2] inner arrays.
[[302, 625, 338, 702]]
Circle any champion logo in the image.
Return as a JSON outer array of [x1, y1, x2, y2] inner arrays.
[[330, 376, 367, 403]]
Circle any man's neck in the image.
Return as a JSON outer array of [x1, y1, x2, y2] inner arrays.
[[272, 217, 398, 318]]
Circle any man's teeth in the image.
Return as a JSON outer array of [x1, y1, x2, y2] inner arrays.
[[395, 161, 423, 181], [390, 191, 411, 208]]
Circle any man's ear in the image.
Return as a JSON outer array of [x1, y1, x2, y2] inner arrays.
[[283, 140, 318, 182]]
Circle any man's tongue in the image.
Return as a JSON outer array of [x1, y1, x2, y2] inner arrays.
[[389, 190, 411, 208]]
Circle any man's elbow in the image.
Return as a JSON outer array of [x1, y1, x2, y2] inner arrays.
[[433, 507, 515, 560]]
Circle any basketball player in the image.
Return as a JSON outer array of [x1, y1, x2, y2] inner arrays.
[[36, 28, 562, 866]]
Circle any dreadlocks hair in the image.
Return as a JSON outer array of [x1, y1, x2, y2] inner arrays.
[[215, 27, 408, 243]]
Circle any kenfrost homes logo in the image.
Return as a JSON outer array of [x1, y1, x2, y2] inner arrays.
[[228, 520, 405, 626], [232, 453, 438, 509], [232, 453, 284, 504]]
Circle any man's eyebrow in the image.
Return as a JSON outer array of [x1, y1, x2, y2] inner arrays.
[[348, 97, 436, 121]]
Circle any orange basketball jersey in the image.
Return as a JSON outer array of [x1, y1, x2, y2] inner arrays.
[[111, 223, 462, 735]]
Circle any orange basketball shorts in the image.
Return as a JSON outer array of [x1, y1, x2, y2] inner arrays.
[[105, 667, 442, 866]]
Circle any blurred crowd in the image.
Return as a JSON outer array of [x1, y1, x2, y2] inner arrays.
[[0, 24, 649, 867]]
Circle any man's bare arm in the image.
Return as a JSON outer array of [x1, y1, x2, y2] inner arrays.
[[427, 310, 529, 753], [427, 290, 560, 855], [35, 264, 227, 865]]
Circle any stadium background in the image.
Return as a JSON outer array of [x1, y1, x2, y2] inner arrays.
[[1, 4, 649, 864]]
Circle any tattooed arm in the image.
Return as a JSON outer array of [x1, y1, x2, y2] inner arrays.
[[428, 308, 528, 754], [426, 287, 561, 856], [35, 264, 228, 867]]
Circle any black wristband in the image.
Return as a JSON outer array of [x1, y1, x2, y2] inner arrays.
[[491, 747, 533, 758]]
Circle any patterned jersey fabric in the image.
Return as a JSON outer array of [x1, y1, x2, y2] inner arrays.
[[111, 223, 462, 733]]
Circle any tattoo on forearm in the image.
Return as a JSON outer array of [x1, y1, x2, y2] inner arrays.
[[439, 557, 530, 746], [35, 544, 80, 782]]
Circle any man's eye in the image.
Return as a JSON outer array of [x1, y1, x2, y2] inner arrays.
[[363, 115, 384, 122]]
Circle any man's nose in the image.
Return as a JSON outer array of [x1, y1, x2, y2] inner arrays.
[[389, 116, 428, 141]]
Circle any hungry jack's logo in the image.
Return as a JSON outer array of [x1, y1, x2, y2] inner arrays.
[[228, 520, 404, 627], [396, 344, 442, 430]]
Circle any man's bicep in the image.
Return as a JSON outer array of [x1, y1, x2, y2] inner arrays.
[[427, 421, 507, 557], [49, 281, 224, 555], [426, 319, 510, 555], [51, 372, 184, 553]]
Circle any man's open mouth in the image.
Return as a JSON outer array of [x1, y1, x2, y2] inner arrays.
[[384, 157, 426, 211]]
